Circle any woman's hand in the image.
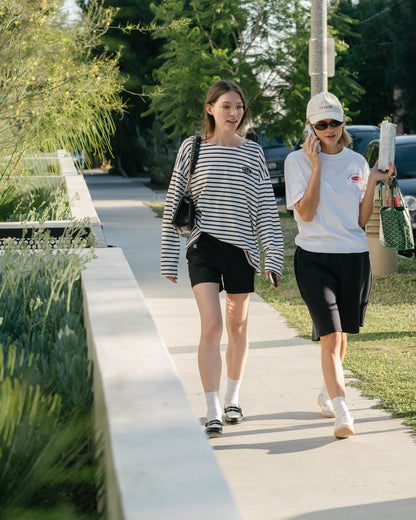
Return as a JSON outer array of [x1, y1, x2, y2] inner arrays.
[[166, 276, 178, 284], [266, 271, 281, 289], [369, 160, 396, 183], [359, 161, 397, 227], [304, 133, 322, 167], [295, 134, 322, 222]]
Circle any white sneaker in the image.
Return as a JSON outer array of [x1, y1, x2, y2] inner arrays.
[[334, 411, 354, 439], [317, 393, 336, 418]]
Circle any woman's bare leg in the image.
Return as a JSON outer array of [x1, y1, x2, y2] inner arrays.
[[225, 292, 251, 381], [321, 331, 345, 399], [192, 282, 223, 392]]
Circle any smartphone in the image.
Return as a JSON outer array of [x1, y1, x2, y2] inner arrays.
[[270, 272, 279, 287], [304, 124, 321, 152]]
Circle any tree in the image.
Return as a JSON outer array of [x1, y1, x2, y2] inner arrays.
[[77, 0, 166, 176], [144, 0, 365, 144], [0, 0, 124, 178], [337, 0, 416, 133], [336, 0, 396, 126], [144, 0, 269, 138], [389, 0, 416, 133]]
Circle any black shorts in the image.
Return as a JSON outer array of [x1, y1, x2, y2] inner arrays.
[[186, 233, 255, 294], [294, 247, 372, 341]]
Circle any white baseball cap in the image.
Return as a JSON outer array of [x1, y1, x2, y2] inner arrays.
[[306, 92, 344, 125]]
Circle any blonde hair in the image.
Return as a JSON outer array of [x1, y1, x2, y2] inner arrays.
[[339, 127, 353, 148]]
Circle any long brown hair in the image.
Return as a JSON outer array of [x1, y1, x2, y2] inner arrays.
[[202, 80, 250, 139]]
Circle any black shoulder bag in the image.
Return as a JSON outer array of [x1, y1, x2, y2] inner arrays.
[[171, 135, 201, 232]]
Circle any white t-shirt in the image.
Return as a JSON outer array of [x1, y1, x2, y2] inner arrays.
[[284, 147, 370, 253]]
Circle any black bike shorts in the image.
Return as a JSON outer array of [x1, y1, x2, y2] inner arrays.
[[186, 233, 255, 294]]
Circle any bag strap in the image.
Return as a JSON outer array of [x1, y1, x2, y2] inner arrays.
[[379, 173, 403, 224], [379, 172, 398, 208], [184, 135, 201, 194], [378, 182, 384, 207]]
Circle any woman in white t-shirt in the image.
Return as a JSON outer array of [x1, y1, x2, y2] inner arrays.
[[284, 92, 394, 439]]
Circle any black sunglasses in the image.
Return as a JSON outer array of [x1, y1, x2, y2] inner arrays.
[[313, 120, 343, 131]]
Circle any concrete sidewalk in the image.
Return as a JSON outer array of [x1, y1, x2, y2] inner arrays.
[[85, 171, 416, 520]]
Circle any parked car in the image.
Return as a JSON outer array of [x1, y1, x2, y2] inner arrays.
[[365, 134, 416, 256], [246, 129, 294, 194], [72, 149, 86, 169], [346, 125, 380, 155]]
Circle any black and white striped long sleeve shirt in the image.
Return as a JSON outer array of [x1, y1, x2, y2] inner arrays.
[[161, 137, 284, 278]]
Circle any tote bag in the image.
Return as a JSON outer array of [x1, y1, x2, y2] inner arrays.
[[379, 179, 414, 251]]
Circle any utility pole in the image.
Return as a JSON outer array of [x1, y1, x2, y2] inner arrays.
[[309, 0, 335, 97]]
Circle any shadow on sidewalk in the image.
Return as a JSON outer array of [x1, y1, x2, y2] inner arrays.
[[290, 497, 416, 519]]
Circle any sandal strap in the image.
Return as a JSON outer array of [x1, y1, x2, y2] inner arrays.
[[205, 419, 223, 428], [224, 405, 242, 414]]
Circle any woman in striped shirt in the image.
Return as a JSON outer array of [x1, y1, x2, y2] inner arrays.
[[161, 80, 284, 437]]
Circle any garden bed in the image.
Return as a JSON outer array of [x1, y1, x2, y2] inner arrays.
[[0, 151, 106, 247], [0, 231, 99, 520]]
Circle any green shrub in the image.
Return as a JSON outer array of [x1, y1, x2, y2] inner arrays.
[[0, 182, 70, 222], [0, 228, 100, 519], [136, 120, 178, 187]]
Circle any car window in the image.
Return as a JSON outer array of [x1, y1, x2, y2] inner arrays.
[[262, 136, 285, 149], [365, 143, 379, 167], [349, 130, 380, 154], [395, 144, 416, 178]]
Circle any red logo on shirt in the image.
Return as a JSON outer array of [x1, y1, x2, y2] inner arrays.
[[348, 174, 362, 183]]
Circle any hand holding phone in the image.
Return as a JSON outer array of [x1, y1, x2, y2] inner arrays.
[[304, 124, 321, 152]]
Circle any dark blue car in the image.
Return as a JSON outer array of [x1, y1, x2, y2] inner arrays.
[[246, 129, 294, 195]]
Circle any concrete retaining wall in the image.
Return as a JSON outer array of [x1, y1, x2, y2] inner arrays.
[[81, 247, 242, 520], [57, 150, 107, 247]]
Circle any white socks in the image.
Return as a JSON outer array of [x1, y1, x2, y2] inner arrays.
[[224, 377, 242, 407], [205, 378, 242, 422], [205, 391, 222, 423], [332, 396, 354, 437], [332, 396, 351, 419]]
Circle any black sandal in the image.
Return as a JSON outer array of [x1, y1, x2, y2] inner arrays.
[[204, 419, 223, 438], [224, 405, 243, 424]]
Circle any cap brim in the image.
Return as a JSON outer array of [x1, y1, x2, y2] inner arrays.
[[309, 112, 344, 125]]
